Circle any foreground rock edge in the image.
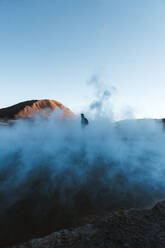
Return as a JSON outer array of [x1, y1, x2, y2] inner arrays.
[[10, 200, 165, 248]]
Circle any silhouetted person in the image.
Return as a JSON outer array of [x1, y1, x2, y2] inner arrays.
[[81, 113, 89, 128]]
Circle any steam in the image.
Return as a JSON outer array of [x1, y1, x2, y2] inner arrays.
[[87, 74, 115, 117], [1, 80, 165, 245], [0, 112, 165, 214]]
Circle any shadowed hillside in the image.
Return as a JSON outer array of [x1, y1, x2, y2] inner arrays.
[[0, 99, 74, 120]]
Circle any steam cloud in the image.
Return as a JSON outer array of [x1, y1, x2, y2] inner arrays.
[[1, 105, 165, 245], [1, 77, 165, 245], [87, 74, 115, 117], [0, 113, 165, 214]]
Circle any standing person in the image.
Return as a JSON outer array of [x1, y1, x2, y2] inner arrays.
[[81, 113, 89, 128]]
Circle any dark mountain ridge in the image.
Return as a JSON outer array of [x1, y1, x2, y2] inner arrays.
[[0, 99, 74, 121]]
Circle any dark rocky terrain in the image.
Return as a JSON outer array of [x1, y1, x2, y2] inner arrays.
[[10, 201, 165, 248]]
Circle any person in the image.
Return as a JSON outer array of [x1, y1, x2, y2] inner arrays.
[[81, 113, 89, 128]]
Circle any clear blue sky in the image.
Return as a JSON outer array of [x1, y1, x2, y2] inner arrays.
[[0, 0, 165, 119]]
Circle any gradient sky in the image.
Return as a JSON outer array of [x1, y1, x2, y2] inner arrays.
[[0, 0, 165, 119]]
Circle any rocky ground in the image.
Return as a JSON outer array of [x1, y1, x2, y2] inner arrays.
[[10, 201, 165, 248]]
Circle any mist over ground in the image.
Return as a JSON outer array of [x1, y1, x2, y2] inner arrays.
[[1, 108, 165, 245], [1, 113, 165, 211], [1, 76, 165, 245]]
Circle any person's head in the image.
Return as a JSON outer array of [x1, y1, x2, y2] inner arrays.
[[81, 113, 84, 117]]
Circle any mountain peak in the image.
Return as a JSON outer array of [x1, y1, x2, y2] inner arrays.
[[0, 99, 74, 120]]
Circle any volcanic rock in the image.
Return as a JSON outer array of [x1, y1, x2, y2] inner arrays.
[[11, 201, 165, 248]]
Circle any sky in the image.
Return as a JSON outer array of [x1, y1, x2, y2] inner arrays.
[[0, 0, 165, 120]]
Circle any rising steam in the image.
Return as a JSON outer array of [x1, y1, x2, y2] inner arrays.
[[1, 95, 165, 246], [0, 111, 165, 214]]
